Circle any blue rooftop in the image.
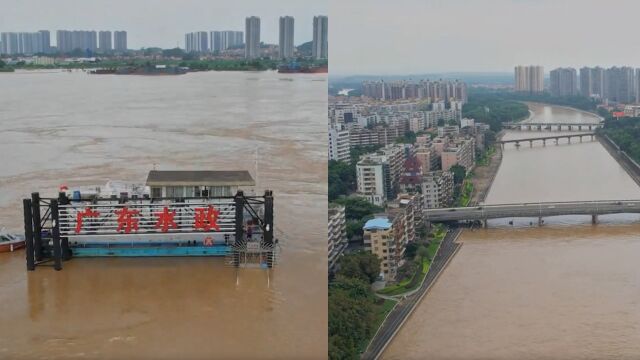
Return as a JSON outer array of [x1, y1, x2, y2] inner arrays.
[[363, 217, 392, 230]]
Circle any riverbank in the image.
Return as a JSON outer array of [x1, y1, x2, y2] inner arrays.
[[362, 228, 462, 360], [597, 134, 640, 187], [469, 142, 503, 205]]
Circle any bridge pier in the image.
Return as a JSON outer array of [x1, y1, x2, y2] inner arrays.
[[592, 214, 598, 224]]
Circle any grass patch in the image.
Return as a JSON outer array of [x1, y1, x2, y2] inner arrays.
[[456, 181, 474, 207], [477, 146, 496, 166]]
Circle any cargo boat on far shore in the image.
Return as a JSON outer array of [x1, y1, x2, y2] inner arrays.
[[277, 63, 327, 74]]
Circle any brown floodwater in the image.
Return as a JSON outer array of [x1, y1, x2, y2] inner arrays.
[[0, 70, 327, 359], [384, 104, 640, 359]]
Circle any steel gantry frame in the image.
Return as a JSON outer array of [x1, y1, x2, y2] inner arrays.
[[23, 190, 276, 271]]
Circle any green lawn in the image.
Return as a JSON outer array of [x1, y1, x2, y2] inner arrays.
[[456, 181, 474, 207], [477, 146, 496, 166]]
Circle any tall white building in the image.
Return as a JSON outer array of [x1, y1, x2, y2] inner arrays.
[[328, 204, 348, 273], [55, 30, 97, 53], [550, 67, 578, 97], [210, 31, 243, 52], [422, 171, 454, 209], [114, 31, 127, 52], [329, 125, 350, 163], [279, 16, 295, 59], [356, 144, 404, 206], [312, 15, 328, 59], [1, 31, 50, 55], [514, 65, 544, 93], [245, 16, 261, 59], [185, 31, 208, 53], [98, 31, 112, 52]]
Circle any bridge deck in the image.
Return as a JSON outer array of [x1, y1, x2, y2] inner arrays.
[[498, 133, 595, 144], [424, 200, 640, 221]]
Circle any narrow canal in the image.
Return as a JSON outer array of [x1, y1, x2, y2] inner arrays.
[[384, 103, 640, 359]]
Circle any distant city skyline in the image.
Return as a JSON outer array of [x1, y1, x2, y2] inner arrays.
[[331, 0, 640, 75], [0, 0, 326, 49]]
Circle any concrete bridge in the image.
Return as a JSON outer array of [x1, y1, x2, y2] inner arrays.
[[502, 122, 603, 131], [498, 133, 595, 148], [424, 200, 640, 227]]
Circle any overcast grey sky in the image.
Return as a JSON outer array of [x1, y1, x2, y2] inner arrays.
[[331, 0, 640, 76], [0, 0, 327, 49]]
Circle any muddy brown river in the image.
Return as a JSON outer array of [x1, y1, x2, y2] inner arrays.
[[384, 103, 640, 360], [0, 70, 327, 359]]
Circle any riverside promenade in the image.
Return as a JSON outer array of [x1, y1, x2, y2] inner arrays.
[[362, 228, 462, 360]]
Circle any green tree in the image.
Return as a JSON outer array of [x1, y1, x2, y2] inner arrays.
[[450, 164, 466, 185], [338, 251, 381, 283], [0, 60, 5, 68], [329, 273, 380, 360], [329, 160, 356, 201], [333, 197, 383, 221], [405, 242, 418, 259]]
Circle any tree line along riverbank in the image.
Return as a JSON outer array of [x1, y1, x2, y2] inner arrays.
[[0, 57, 327, 72]]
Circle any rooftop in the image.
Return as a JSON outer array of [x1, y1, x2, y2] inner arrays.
[[363, 217, 392, 231], [146, 170, 255, 187]]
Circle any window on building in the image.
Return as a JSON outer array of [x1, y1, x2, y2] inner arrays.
[[166, 186, 184, 198], [151, 187, 162, 198]]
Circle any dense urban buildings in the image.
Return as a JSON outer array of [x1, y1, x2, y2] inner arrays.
[[56, 30, 97, 53], [245, 16, 261, 59], [328, 89, 490, 282], [113, 31, 127, 51], [210, 31, 243, 52], [278, 16, 295, 59], [550, 67, 578, 97], [185, 31, 209, 53], [362, 79, 467, 103], [312, 15, 328, 59], [328, 205, 348, 273], [514, 65, 545, 93], [0, 31, 50, 55], [98, 31, 112, 52]]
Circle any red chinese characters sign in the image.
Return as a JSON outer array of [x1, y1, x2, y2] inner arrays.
[[63, 202, 232, 236], [194, 206, 221, 231]]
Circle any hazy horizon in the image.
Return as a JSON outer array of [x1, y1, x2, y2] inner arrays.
[[0, 0, 327, 49], [331, 0, 640, 76]]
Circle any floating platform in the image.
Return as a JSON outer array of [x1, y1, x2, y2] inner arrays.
[[72, 245, 230, 257]]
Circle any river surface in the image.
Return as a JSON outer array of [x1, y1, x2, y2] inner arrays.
[[384, 103, 640, 359], [0, 70, 327, 359]]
